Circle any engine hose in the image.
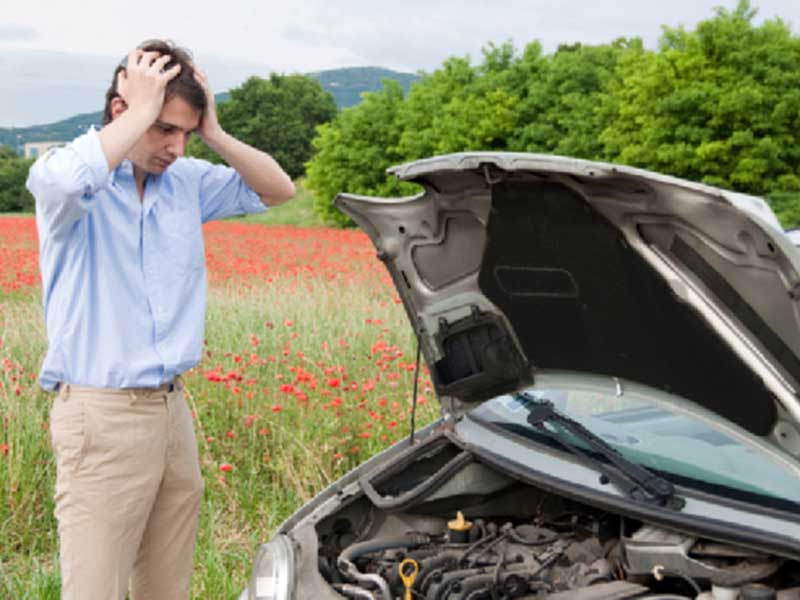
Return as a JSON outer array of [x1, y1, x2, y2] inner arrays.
[[339, 534, 431, 564], [417, 551, 465, 594], [428, 568, 488, 600], [337, 535, 431, 600], [709, 560, 783, 588], [332, 583, 377, 600], [337, 560, 391, 600], [652, 559, 783, 588]]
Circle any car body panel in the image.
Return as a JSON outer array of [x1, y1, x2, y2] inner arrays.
[[334, 152, 800, 458]]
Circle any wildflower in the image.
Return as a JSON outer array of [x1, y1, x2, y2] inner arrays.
[[219, 463, 233, 473]]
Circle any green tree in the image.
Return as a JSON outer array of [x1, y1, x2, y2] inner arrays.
[[306, 79, 418, 227], [511, 39, 642, 158], [188, 74, 337, 179], [600, 0, 800, 195], [395, 42, 540, 158], [306, 42, 543, 225], [0, 147, 34, 212], [306, 2, 800, 228], [767, 192, 800, 229]]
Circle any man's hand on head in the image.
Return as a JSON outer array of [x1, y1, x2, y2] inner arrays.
[[191, 67, 224, 145], [97, 48, 182, 173], [117, 49, 182, 124]]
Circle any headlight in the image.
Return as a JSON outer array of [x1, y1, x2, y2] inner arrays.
[[248, 535, 295, 600]]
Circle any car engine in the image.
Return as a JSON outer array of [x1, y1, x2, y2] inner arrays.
[[312, 438, 800, 600], [319, 510, 799, 599]]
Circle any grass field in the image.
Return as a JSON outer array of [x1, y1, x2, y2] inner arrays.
[[0, 214, 438, 598], [234, 178, 324, 228]]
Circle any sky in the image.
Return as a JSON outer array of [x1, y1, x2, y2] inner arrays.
[[1, 0, 799, 127]]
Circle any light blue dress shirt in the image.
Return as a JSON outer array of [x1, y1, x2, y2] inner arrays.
[[27, 128, 267, 391]]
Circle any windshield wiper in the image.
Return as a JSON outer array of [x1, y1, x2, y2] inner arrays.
[[519, 393, 685, 510]]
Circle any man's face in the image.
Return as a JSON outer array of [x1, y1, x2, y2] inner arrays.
[[126, 96, 202, 174]]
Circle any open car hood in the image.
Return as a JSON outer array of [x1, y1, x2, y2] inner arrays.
[[334, 153, 800, 458]]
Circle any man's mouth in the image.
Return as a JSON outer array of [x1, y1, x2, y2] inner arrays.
[[155, 158, 173, 169]]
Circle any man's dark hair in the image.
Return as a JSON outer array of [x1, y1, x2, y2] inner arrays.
[[102, 39, 207, 125]]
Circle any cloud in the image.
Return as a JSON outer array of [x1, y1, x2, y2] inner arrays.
[[0, 26, 38, 42]]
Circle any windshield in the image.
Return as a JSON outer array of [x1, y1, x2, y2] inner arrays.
[[469, 373, 800, 511]]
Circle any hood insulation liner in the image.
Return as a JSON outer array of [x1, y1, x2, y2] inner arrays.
[[477, 180, 777, 436]]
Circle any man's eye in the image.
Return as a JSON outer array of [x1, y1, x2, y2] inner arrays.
[[158, 125, 174, 133]]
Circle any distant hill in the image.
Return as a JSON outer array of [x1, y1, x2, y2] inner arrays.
[[311, 66, 419, 109], [0, 66, 418, 152]]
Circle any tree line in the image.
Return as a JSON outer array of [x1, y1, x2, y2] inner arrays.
[[307, 1, 800, 227], [0, 147, 34, 212]]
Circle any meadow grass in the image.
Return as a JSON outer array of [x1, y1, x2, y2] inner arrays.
[[0, 226, 438, 597], [232, 178, 324, 228]]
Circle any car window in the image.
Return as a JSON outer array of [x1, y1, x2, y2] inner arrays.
[[471, 381, 800, 510]]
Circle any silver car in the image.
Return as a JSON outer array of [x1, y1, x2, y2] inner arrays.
[[241, 153, 800, 600]]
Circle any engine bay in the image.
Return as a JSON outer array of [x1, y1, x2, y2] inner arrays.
[[312, 438, 800, 600]]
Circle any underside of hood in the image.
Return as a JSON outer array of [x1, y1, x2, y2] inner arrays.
[[334, 153, 800, 457]]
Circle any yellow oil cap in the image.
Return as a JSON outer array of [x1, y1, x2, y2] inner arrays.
[[447, 511, 472, 532]]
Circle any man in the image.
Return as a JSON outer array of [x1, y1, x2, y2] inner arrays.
[[26, 40, 294, 599]]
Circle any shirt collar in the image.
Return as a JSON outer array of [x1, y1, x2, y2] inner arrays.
[[111, 159, 162, 186], [110, 159, 134, 185]]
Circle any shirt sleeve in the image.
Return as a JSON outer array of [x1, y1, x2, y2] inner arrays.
[[26, 127, 111, 239], [189, 158, 268, 223]]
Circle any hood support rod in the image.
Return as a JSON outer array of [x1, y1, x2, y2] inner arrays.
[[410, 334, 421, 445]]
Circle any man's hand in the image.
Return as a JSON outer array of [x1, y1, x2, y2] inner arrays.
[[117, 49, 182, 124], [187, 64, 294, 205], [192, 67, 224, 144], [97, 48, 181, 172]]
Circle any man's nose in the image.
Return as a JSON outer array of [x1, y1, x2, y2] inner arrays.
[[166, 132, 188, 157]]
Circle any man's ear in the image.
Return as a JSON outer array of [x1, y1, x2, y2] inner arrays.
[[109, 96, 128, 121]]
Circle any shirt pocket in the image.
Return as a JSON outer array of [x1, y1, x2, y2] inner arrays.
[[160, 208, 205, 275]]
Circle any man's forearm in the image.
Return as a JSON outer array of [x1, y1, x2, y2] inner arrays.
[[203, 129, 295, 206], [97, 107, 156, 171]]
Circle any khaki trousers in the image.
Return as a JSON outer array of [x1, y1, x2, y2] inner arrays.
[[49, 379, 204, 600]]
